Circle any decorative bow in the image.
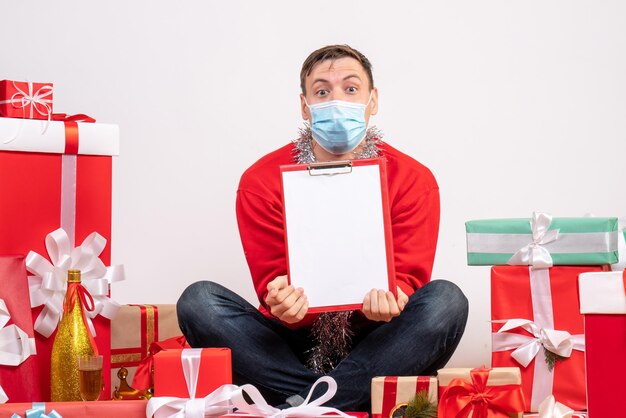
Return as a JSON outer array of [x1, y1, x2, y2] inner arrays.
[[147, 348, 354, 418], [438, 368, 526, 418], [9, 402, 63, 418], [231, 376, 355, 418], [492, 319, 584, 368], [25, 228, 124, 338], [521, 396, 586, 418], [0, 298, 37, 367], [507, 212, 560, 268], [0, 81, 53, 120]]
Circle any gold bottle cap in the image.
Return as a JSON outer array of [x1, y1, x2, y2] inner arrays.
[[67, 270, 81, 283]]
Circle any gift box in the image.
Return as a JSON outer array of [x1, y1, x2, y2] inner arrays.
[[0, 400, 147, 418], [0, 80, 53, 120], [491, 265, 606, 412], [0, 115, 119, 401], [579, 270, 626, 418], [0, 256, 41, 403], [110, 304, 183, 395], [465, 214, 618, 266], [371, 376, 437, 418], [153, 348, 232, 398], [437, 367, 525, 418]]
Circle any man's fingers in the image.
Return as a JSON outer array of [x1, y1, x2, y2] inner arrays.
[[397, 287, 409, 311], [266, 275, 288, 294], [282, 294, 308, 323], [271, 287, 302, 315], [368, 289, 380, 320], [386, 291, 400, 317]]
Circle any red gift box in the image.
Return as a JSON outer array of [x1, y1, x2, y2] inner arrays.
[[491, 265, 606, 412], [153, 348, 232, 398], [0, 400, 147, 417], [579, 270, 626, 418], [0, 80, 53, 120], [0, 116, 119, 401], [0, 256, 42, 403]]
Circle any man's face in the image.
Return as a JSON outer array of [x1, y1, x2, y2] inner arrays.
[[300, 57, 378, 124]]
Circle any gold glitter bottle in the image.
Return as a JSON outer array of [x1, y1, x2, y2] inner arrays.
[[50, 269, 98, 401]]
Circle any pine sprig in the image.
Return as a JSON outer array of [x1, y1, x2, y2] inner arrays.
[[404, 390, 437, 418], [544, 348, 567, 372]]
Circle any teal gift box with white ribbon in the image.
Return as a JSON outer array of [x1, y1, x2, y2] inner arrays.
[[465, 213, 619, 266]]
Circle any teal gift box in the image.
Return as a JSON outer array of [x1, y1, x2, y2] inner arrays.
[[465, 214, 618, 266]]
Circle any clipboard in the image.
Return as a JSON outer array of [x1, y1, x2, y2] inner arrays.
[[280, 158, 396, 313]]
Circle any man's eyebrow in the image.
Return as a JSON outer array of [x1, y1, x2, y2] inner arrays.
[[311, 74, 362, 86]]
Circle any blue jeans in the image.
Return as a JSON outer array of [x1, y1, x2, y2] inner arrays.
[[177, 279, 468, 412]]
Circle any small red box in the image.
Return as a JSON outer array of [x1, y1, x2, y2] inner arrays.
[[153, 348, 232, 398], [0, 80, 53, 119]]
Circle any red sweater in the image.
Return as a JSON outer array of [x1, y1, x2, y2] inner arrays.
[[236, 142, 440, 328]]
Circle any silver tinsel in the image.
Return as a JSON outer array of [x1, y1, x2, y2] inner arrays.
[[293, 124, 383, 374]]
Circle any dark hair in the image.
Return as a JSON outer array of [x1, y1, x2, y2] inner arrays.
[[300, 45, 374, 95]]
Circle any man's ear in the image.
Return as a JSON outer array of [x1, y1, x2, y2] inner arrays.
[[300, 93, 310, 121], [369, 87, 379, 116]]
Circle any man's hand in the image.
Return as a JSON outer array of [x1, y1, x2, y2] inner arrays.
[[361, 286, 409, 322], [264, 275, 309, 324]]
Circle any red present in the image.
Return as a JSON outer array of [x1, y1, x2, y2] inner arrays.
[[0, 256, 41, 402], [0, 116, 119, 401], [0, 400, 147, 418], [153, 348, 232, 398], [371, 376, 437, 418], [491, 265, 606, 412], [0, 80, 53, 120], [437, 367, 525, 418], [579, 270, 626, 418]]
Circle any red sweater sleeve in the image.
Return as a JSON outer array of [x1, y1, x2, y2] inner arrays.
[[236, 188, 287, 315]]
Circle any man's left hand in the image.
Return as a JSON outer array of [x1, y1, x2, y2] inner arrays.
[[361, 286, 408, 322]]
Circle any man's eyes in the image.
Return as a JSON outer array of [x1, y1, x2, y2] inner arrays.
[[315, 89, 329, 97], [346, 86, 358, 94]]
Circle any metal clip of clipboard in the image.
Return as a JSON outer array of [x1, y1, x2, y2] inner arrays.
[[307, 160, 353, 176]]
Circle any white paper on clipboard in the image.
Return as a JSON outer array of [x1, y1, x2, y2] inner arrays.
[[280, 159, 395, 312]]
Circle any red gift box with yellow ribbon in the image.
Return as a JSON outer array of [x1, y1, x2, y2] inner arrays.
[[0, 80, 53, 120], [0, 115, 119, 401], [491, 265, 607, 412], [437, 367, 525, 418]]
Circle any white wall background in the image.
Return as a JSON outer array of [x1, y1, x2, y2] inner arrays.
[[2, 1, 625, 368]]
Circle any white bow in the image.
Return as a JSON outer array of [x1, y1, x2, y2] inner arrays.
[[146, 348, 353, 418], [0, 298, 36, 367], [508, 212, 559, 268], [492, 318, 584, 368], [521, 395, 586, 418], [232, 376, 354, 418], [0, 385, 7, 404], [0, 81, 53, 119], [25, 228, 124, 338]]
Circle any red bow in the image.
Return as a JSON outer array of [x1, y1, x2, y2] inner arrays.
[[64, 281, 99, 355], [438, 368, 525, 418]]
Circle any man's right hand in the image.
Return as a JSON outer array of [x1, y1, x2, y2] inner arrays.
[[264, 275, 309, 324]]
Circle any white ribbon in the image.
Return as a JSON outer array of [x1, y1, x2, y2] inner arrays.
[[0, 298, 37, 366], [492, 319, 584, 368], [147, 348, 353, 418], [0, 385, 7, 404], [0, 81, 53, 119], [25, 228, 125, 338], [507, 212, 560, 268], [232, 376, 354, 418], [522, 395, 586, 418], [0, 81, 53, 143], [611, 217, 626, 272]]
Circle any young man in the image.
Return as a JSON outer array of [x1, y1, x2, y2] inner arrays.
[[177, 45, 468, 411]]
